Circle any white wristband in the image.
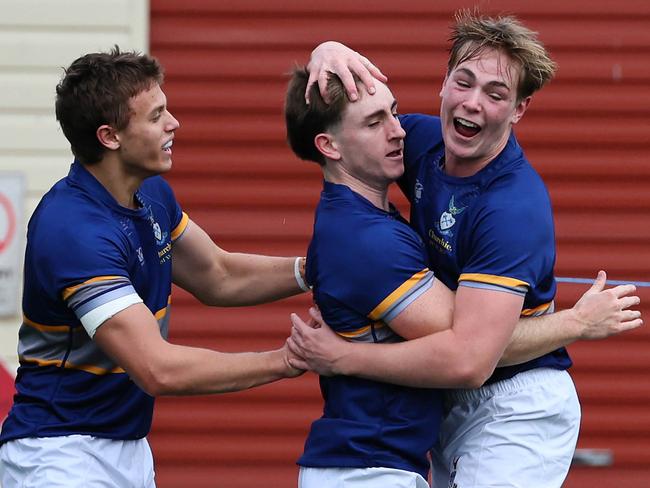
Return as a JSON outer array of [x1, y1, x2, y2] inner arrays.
[[294, 257, 310, 292]]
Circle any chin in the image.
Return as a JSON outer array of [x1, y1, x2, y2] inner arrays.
[[157, 158, 173, 174]]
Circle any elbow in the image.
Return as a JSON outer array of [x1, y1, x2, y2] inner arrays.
[[450, 360, 494, 389], [131, 362, 177, 397]]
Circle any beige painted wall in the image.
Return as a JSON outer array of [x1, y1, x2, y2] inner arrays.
[[0, 0, 149, 377]]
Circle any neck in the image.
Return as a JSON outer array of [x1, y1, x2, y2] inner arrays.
[[323, 167, 390, 211], [84, 156, 143, 209]]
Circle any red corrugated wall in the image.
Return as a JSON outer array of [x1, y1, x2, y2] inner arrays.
[[148, 1, 650, 486]]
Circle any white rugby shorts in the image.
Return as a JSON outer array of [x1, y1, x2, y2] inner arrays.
[[431, 368, 581, 488], [0, 435, 155, 488], [299, 466, 430, 488]]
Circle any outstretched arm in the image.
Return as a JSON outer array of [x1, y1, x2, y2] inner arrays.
[[499, 271, 642, 366], [172, 219, 306, 306], [95, 302, 302, 396]]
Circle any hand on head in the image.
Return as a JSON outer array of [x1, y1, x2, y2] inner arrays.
[[306, 41, 387, 104]]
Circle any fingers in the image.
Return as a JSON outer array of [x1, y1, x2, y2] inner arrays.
[[290, 312, 309, 332], [610, 284, 638, 299], [305, 47, 383, 103], [331, 58, 360, 101], [308, 306, 325, 328], [618, 295, 641, 310], [305, 68, 319, 104], [619, 309, 642, 321], [359, 55, 388, 83], [288, 357, 310, 371], [286, 334, 305, 357], [616, 317, 644, 332], [588, 270, 607, 293], [317, 68, 333, 103]]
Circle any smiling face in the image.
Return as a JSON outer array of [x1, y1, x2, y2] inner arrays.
[[439, 47, 531, 176], [114, 83, 180, 178], [325, 81, 406, 192]]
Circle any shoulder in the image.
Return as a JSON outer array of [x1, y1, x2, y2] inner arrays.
[[139, 175, 178, 205], [467, 162, 554, 267], [30, 182, 130, 272], [399, 113, 442, 136], [316, 199, 423, 261], [399, 114, 444, 188], [482, 158, 551, 219]]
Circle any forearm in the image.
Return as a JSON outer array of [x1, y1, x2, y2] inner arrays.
[[336, 330, 499, 389], [499, 309, 581, 367], [146, 344, 292, 396], [290, 287, 523, 388], [172, 220, 306, 306], [214, 253, 304, 306]]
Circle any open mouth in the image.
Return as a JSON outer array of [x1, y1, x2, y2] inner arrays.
[[453, 118, 481, 138], [162, 140, 173, 154], [386, 148, 403, 158]]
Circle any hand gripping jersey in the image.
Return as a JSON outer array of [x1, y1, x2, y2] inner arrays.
[[398, 114, 571, 383], [297, 181, 442, 479], [0, 161, 188, 444]]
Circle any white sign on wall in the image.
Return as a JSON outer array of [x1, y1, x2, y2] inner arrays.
[[0, 174, 24, 317]]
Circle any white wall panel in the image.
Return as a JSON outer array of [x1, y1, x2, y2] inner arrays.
[[0, 0, 149, 377]]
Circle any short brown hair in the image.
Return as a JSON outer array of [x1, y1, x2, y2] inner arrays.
[[448, 10, 557, 100], [55, 46, 164, 165], [284, 66, 359, 166]]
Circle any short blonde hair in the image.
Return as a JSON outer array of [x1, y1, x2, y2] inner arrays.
[[448, 10, 557, 100]]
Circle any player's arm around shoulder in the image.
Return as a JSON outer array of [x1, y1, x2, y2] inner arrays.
[[172, 219, 305, 307], [94, 303, 301, 397]]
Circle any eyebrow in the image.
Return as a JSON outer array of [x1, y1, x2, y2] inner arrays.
[[149, 104, 166, 118], [455, 67, 511, 91], [361, 100, 398, 123]]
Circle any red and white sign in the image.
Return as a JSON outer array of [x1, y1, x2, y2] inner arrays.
[[0, 359, 15, 421], [0, 174, 24, 317]]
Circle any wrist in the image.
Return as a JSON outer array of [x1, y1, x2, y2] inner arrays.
[[564, 307, 587, 341], [294, 257, 310, 292], [332, 340, 355, 376]]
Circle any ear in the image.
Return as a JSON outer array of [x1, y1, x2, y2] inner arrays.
[[511, 96, 531, 125], [314, 132, 341, 161], [96, 124, 121, 150]]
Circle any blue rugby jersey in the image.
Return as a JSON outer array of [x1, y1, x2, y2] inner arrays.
[[0, 161, 188, 443], [298, 181, 443, 479], [398, 114, 571, 384]]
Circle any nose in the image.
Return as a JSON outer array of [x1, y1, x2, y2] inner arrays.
[[388, 116, 406, 140], [462, 89, 481, 112], [166, 111, 180, 131]]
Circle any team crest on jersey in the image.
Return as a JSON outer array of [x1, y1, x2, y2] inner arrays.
[[435, 195, 466, 236], [152, 222, 162, 242], [147, 210, 168, 246]]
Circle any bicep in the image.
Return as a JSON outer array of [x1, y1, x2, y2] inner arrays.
[[172, 219, 227, 296], [453, 285, 525, 357], [388, 278, 455, 339], [94, 302, 170, 391]]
